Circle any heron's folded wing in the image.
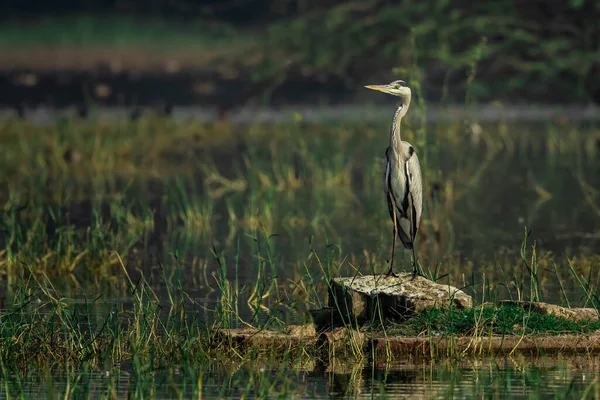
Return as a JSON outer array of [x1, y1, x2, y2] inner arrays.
[[406, 153, 423, 235], [383, 147, 395, 220]]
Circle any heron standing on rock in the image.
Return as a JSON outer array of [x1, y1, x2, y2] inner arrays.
[[365, 80, 423, 279]]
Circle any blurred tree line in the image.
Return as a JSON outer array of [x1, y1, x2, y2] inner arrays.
[[3, 0, 599, 103]]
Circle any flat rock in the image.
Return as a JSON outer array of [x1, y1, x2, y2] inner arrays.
[[216, 324, 317, 349], [373, 334, 600, 358], [328, 273, 472, 323], [213, 328, 600, 359], [499, 300, 599, 322], [317, 327, 365, 356]]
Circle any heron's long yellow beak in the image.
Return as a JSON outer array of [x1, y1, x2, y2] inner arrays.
[[364, 85, 388, 92]]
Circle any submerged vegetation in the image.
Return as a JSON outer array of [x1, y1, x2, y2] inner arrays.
[[0, 113, 599, 397]]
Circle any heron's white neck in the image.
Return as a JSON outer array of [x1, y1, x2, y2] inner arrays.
[[389, 97, 410, 156]]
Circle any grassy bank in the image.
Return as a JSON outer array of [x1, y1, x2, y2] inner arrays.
[[2, 272, 600, 374]]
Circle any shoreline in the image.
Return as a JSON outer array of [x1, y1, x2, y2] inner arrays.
[[2, 103, 600, 124]]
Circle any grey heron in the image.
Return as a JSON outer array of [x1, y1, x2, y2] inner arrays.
[[365, 80, 423, 279]]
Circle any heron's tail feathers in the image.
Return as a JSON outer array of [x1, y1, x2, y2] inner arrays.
[[395, 215, 415, 249], [396, 221, 414, 249]]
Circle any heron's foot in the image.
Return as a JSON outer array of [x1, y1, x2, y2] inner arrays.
[[384, 265, 398, 277], [411, 268, 426, 281]]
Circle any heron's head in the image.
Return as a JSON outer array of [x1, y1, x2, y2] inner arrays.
[[364, 80, 411, 100]]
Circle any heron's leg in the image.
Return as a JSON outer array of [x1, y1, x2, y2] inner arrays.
[[409, 203, 422, 280], [386, 210, 398, 276], [411, 244, 420, 280]]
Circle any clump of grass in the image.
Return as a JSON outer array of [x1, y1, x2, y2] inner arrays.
[[385, 305, 600, 338]]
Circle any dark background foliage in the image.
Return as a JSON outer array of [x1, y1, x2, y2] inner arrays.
[[1, 0, 599, 105]]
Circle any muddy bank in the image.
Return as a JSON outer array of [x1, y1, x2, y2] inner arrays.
[[3, 102, 600, 125], [2, 69, 600, 122], [0, 68, 355, 115]]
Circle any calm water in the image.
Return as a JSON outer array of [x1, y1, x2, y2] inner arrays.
[[5, 357, 600, 399]]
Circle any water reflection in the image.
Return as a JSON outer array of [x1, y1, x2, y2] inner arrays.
[[3, 357, 598, 399]]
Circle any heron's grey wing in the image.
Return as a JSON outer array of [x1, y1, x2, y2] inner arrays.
[[405, 151, 423, 236], [385, 145, 422, 249], [386, 148, 412, 249]]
